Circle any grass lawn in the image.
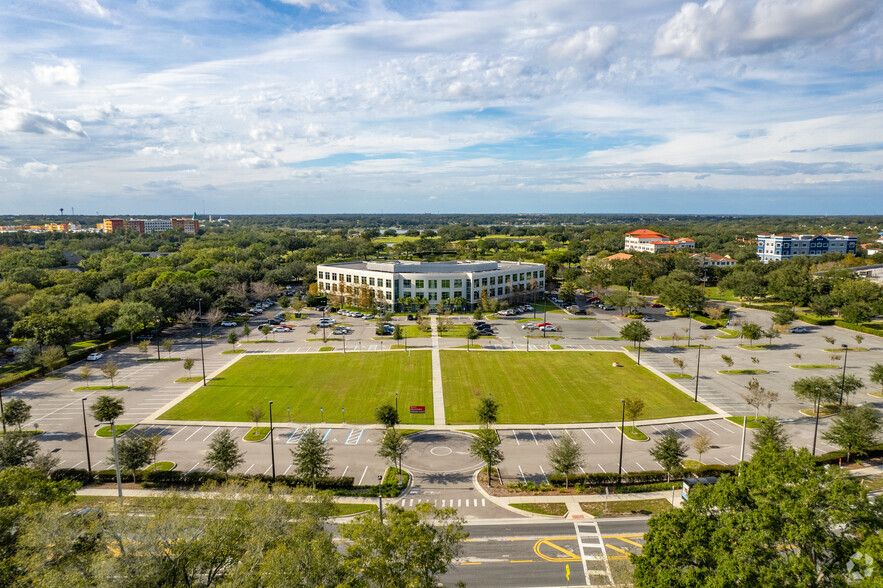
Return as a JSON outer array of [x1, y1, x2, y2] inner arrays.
[[619, 425, 648, 441], [510, 502, 568, 517], [399, 325, 430, 338], [790, 364, 838, 369], [719, 369, 769, 375], [580, 498, 672, 517], [222, 349, 245, 354], [160, 352, 434, 425], [244, 426, 271, 441], [725, 416, 766, 428], [440, 324, 494, 338], [666, 373, 693, 379], [441, 351, 712, 424], [144, 461, 175, 472], [175, 376, 204, 383], [704, 287, 738, 302], [96, 424, 135, 437], [716, 329, 740, 339]]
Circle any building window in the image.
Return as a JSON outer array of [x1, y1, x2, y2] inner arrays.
[[428, 292, 437, 301], [332, 273, 337, 280], [385, 280, 391, 288], [403, 279, 412, 287], [385, 291, 391, 300], [454, 291, 462, 298], [346, 274, 351, 282], [490, 276, 496, 285], [441, 279, 450, 288], [454, 279, 462, 287], [415, 280, 424, 288], [473, 291, 480, 299], [539, 271, 544, 278], [369, 277, 375, 286], [441, 292, 450, 300], [416, 292, 424, 300], [361, 276, 367, 284], [403, 291, 411, 298], [520, 273, 525, 281], [482, 278, 488, 286], [428, 279, 437, 288]]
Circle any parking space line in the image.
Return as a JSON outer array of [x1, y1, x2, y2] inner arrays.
[[539, 465, 549, 484], [529, 430, 538, 445], [682, 423, 697, 434], [341, 466, 349, 477], [357, 466, 368, 486], [283, 464, 293, 476], [187, 462, 200, 473], [582, 429, 595, 444], [635, 462, 646, 471], [321, 428, 331, 442], [167, 427, 187, 440], [597, 428, 613, 443], [598, 464, 606, 473], [714, 457, 727, 465], [71, 460, 84, 468], [517, 465, 527, 483], [185, 426, 204, 442], [512, 431, 521, 445], [244, 464, 255, 474], [202, 427, 220, 442], [547, 430, 558, 444], [695, 422, 719, 435], [264, 465, 272, 475]]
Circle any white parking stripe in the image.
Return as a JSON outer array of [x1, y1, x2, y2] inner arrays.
[[582, 429, 595, 444], [185, 426, 204, 441], [202, 427, 220, 442], [357, 466, 368, 486], [597, 428, 613, 443]]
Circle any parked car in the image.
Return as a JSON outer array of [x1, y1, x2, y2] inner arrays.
[[699, 324, 717, 330], [642, 317, 658, 322], [539, 325, 557, 332], [650, 302, 665, 308], [364, 314, 375, 320], [271, 326, 288, 333], [789, 327, 808, 333], [407, 314, 416, 321], [333, 327, 349, 335], [86, 353, 104, 361], [220, 321, 237, 327], [600, 305, 615, 311], [4, 345, 24, 357]]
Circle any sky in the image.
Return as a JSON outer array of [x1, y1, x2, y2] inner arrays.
[[0, 0, 881, 216]]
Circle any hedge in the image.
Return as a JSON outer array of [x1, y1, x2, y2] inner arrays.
[[795, 313, 836, 326], [547, 465, 739, 488], [834, 321, 883, 337]]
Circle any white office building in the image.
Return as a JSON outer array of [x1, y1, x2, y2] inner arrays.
[[144, 218, 174, 234], [756, 233, 858, 263], [315, 260, 546, 309], [624, 229, 695, 253]]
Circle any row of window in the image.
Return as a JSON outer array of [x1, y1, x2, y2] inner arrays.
[[316, 270, 544, 288]]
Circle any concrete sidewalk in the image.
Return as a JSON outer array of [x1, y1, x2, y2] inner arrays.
[[429, 315, 446, 426]]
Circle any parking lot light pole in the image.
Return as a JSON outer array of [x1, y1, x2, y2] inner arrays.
[[0, 388, 5, 433], [739, 410, 748, 463], [617, 399, 625, 481], [81, 398, 91, 472], [198, 332, 206, 386], [694, 344, 702, 402], [155, 316, 162, 360], [110, 419, 123, 506], [197, 298, 202, 320], [811, 388, 821, 456], [839, 344, 849, 405], [378, 475, 384, 523], [686, 306, 693, 347], [268, 401, 276, 482]]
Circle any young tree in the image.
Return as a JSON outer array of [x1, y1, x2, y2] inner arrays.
[[871, 362, 883, 394], [137, 340, 150, 355], [36, 346, 64, 376], [177, 308, 198, 330], [620, 320, 652, 364], [476, 395, 499, 429], [465, 325, 480, 351], [0, 432, 40, 467], [741, 322, 762, 346], [469, 428, 503, 487], [78, 364, 93, 386], [823, 335, 837, 347], [672, 357, 686, 375], [260, 324, 272, 341], [762, 325, 780, 346], [205, 429, 245, 478], [161, 337, 174, 358], [822, 405, 882, 462], [547, 434, 584, 488], [378, 428, 409, 478], [183, 357, 195, 378], [100, 358, 120, 386], [623, 396, 645, 431], [854, 334, 864, 347], [2, 398, 32, 432], [205, 307, 225, 335], [834, 373, 865, 406], [792, 376, 839, 417], [291, 429, 332, 484], [472, 308, 482, 321], [248, 405, 265, 428], [227, 330, 239, 348], [340, 503, 465, 588], [649, 430, 688, 482], [721, 355, 734, 368], [772, 308, 798, 326], [146, 434, 166, 467], [392, 324, 405, 349], [91, 395, 124, 424], [241, 323, 252, 341], [693, 431, 712, 466], [375, 403, 399, 429], [750, 417, 790, 453], [742, 378, 778, 420]]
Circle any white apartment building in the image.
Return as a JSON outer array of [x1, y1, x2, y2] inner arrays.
[[756, 233, 858, 263], [144, 218, 173, 234], [315, 260, 545, 309], [624, 229, 695, 253], [691, 253, 737, 267]]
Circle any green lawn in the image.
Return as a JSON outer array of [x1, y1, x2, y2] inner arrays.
[[440, 351, 712, 424], [160, 352, 434, 425]]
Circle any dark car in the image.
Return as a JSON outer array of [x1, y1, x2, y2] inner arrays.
[[650, 303, 664, 308], [407, 314, 416, 321], [699, 324, 717, 330]]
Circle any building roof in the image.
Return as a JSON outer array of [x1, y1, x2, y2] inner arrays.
[[692, 253, 734, 262], [626, 229, 668, 239], [318, 260, 543, 274], [604, 253, 633, 261]]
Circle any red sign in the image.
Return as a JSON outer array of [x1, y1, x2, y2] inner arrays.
[[409, 406, 426, 414]]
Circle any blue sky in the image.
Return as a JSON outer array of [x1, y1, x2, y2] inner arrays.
[[0, 0, 881, 215]]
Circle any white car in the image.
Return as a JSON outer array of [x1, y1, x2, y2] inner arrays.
[[642, 317, 658, 322], [539, 325, 557, 332], [86, 353, 104, 361], [221, 321, 237, 327]]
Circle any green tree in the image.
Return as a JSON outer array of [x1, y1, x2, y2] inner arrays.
[[559, 282, 577, 304], [36, 346, 64, 376], [834, 373, 865, 406], [248, 405, 265, 428], [161, 337, 174, 358], [762, 325, 780, 345], [547, 434, 584, 488], [227, 329, 239, 348], [111, 433, 152, 483], [90, 395, 124, 423], [649, 429, 687, 482], [78, 364, 93, 386], [392, 324, 405, 349], [742, 378, 778, 420], [603, 289, 631, 314], [822, 405, 882, 462], [792, 376, 840, 417], [375, 403, 399, 429], [469, 428, 503, 487], [241, 323, 252, 341], [632, 445, 883, 588], [100, 358, 120, 386], [772, 308, 798, 326], [0, 432, 39, 468], [340, 503, 466, 588], [721, 354, 734, 368], [871, 363, 883, 393], [114, 301, 158, 342], [137, 340, 149, 355], [672, 357, 686, 375], [620, 320, 652, 364], [693, 431, 712, 466], [378, 428, 409, 478], [658, 281, 705, 313], [472, 307, 482, 320], [476, 395, 499, 428], [1, 399, 31, 432], [260, 324, 272, 340], [465, 325, 480, 351], [146, 434, 165, 467], [205, 429, 245, 478], [623, 396, 645, 431], [750, 417, 790, 453], [182, 357, 195, 378], [291, 429, 332, 484], [741, 322, 762, 346]]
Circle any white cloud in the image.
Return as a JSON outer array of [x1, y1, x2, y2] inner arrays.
[[275, 0, 344, 12], [74, 0, 110, 19], [0, 107, 87, 137], [548, 25, 618, 62], [33, 60, 82, 86], [20, 161, 58, 176]]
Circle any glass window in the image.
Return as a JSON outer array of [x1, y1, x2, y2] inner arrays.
[[520, 273, 525, 281], [539, 271, 544, 278], [415, 280, 424, 288], [441, 292, 450, 299], [416, 292, 424, 300], [361, 276, 367, 284], [332, 273, 337, 280], [454, 279, 462, 287], [403, 279, 412, 287], [385, 280, 391, 288], [346, 274, 351, 282], [369, 277, 375, 286], [403, 291, 411, 298], [490, 276, 496, 285], [428, 279, 437, 288], [428, 292, 437, 301], [473, 291, 479, 299], [482, 278, 488, 286], [441, 279, 450, 288], [385, 291, 391, 299], [454, 291, 462, 298]]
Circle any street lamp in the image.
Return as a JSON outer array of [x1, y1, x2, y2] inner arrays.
[[268, 401, 276, 482], [0, 388, 5, 433], [320, 406, 324, 423], [196, 298, 203, 320], [378, 475, 384, 523], [694, 344, 702, 402], [198, 332, 207, 386], [839, 344, 849, 405], [811, 387, 821, 456], [686, 305, 693, 347], [617, 399, 625, 481], [81, 398, 92, 472], [395, 393, 398, 416], [155, 316, 162, 360]]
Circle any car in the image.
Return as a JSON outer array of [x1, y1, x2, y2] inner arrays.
[[407, 314, 416, 320], [600, 305, 615, 311], [271, 326, 289, 333], [364, 314, 375, 319], [523, 305, 534, 311], [539, 325, 557, 332], [585, 297, 600, 303], [642, 316, 658, 322], [333, 328, 349, 335], [789, 327, 808, 333], [650, 303, 664, 308], [220, 321, 237, 327], [699, 324, 717, 330], [537, 322, 553, 327], [4, 345, 23, 357], [268, 318, 283, 325], [86, 353, 104, 361]]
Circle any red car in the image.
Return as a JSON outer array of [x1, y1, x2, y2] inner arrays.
[[650, 303, 664, 308], [537, 322, 553, 327], [586, 296, 601, 303]]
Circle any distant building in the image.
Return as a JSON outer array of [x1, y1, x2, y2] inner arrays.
[[171, 217, 200, 234], [102, 218, 128, 233], [100, 217, 199, 234], [624, 229, 695, 253], [144, 218, 173, 233], [756, 233, 857, 263], [691, 253, 737, 267]]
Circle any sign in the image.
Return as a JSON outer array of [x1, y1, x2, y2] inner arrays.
[[409, 406, 426, 414]]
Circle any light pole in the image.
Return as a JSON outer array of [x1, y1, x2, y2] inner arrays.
[[739, 410, 748, 462], [342, 407, 345, 424], [81, 398, 91, 472], [268, 401, 276, 482], [686, 305, 693, 347], [839, 344, 849, 405], [395, 393, 398, 416], [694, 344, 702, 402], [0, 388, 5, 433], [617, 399, 625, 481], [320, 406, 324, 423], [198, 332, 206, 386], [378, 475, 384, 523], [197, 297, 202, 320], [155, 316, 162, 360], [110, 417, 123, 505], [811, 387, 821, 456]]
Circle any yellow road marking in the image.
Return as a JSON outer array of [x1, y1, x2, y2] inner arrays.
[[510, 560, 535, 563], [459, 562, 482, 566], [614, 536, 643, 548], [605, 543, 629, 555], [534, 539, 580, 562]]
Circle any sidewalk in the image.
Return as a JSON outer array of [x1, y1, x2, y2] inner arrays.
[[429, 315, 446, 426]]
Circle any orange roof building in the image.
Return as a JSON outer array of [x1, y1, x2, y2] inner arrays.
[[624, 229, 696, 254]]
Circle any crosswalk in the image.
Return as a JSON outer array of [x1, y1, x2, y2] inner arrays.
[[395, 497, 487, 509]]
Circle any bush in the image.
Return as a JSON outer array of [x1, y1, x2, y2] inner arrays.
[[794, 313, 836, 326], [833, 321, 883, 336], [613, 482, 680, 494], [50, 468, 94, 484]]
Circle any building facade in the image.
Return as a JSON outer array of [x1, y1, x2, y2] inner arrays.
[[756, 233, 858, 263], [144, 218, 173, 233], [624, 229, 695, 253], [691, 253, 737, 267], [171, 217, 200, 234], [101, 217, 199, 234], [315, 260, 545, 309]]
